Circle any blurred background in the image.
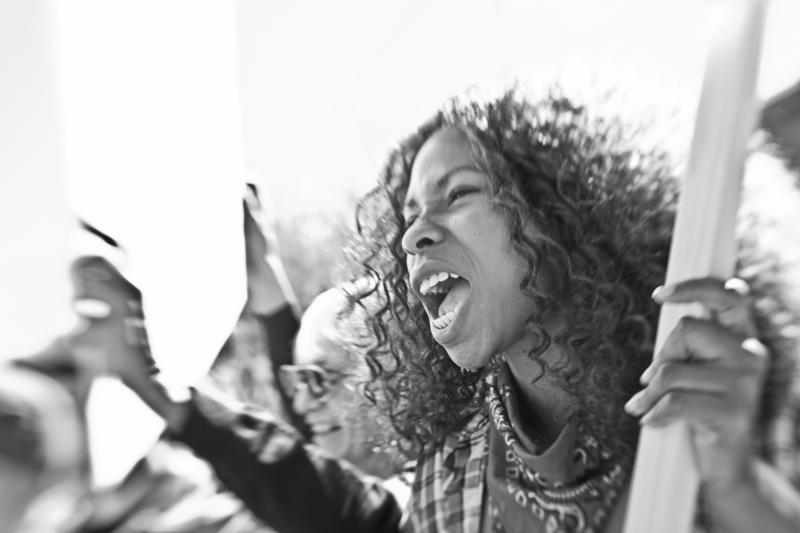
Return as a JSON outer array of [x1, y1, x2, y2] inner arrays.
[[2, 0, 800, 498]]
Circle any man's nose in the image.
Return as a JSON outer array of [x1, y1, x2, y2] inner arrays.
[[292, 384, 321, 415], [401, 216, 445, 255]]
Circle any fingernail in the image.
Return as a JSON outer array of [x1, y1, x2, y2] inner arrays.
[[640, 365, 654, 384], [73, 299, 111, 319], [741, 337, 768, 358], [724, 277, 750, 297], [624, 390, 645, 414], [651, 284, 674, 303]]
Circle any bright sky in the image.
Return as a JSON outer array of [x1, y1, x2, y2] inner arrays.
[[243, 0, 800, 218]]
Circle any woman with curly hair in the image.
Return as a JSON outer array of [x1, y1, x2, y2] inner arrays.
[[92, 90, 799, 533]]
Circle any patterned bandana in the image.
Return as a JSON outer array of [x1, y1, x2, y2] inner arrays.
[[485, 364, 627, 533]]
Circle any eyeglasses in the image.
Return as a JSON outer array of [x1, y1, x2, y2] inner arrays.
[[278, 364, 348, 400]]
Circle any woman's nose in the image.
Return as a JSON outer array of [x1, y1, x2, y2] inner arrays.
[[401, 216, 445, 255]]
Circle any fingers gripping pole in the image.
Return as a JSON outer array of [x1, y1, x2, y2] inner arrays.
[[623, 2, 768, 532]]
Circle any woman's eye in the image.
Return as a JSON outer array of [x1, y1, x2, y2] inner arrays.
[[447, 187, 478, 204]]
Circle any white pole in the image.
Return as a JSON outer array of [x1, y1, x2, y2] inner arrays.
[[623, 2, 768, 532]]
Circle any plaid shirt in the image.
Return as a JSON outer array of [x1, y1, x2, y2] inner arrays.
[[405, 407, 800, 533], [408, 411, 490, 533]]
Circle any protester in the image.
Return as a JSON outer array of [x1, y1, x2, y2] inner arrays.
[[90, 89, 800, 532], [283, 283, 410, 484], [0, 186, 300, 533], [0, 251, 283, 533]]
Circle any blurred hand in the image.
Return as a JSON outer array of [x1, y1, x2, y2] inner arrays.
[[70, 256, 158, 395], [243, 184, 297, 316], [624, 277, 768, 493], [71, 256, 191, 429], [244, 183, 279, 265]]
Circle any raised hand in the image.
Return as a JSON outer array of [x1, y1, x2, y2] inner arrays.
[[624, 277, 768, 493], [71, 256, 156, 384], [71, 256, 188, 427], [243, 183, 298, 316]]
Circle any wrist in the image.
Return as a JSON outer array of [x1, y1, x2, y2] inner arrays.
[[246, 254, 296, 315], [247, 289, 290, 316], [702, 459, 800, 533], [124, 371, 190, 432], [702, 458, 758, 524], [163, 399, 190, 432], [150, 373, 191, 430], [704, 458, 757, 498]]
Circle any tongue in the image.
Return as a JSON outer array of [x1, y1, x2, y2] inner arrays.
[[438, 279, 470, 316]]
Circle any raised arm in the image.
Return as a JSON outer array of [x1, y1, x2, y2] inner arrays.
[[76, 256, 403, 533], [242, 183, 307, 434], [626, 278, 800, 532]]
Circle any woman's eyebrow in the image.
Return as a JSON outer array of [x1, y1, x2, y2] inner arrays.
[[431, 164, 481, 192], [404, 164, 480, 211]]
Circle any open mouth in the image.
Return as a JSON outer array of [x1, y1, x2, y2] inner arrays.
[[417, 271, 471, 330]]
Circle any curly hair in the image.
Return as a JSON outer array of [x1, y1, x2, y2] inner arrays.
[[345, 89, 798, 465]]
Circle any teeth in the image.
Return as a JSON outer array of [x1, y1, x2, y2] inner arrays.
[[432, 311, 455, 329], [419, 271, 461, 296]]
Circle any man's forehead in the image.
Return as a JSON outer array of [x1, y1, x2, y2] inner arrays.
[[294, 332, 352, 369]]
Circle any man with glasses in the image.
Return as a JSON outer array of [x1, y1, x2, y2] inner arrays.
[[279, 284, 408, 483]]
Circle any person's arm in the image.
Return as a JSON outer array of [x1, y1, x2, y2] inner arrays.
[[104, 372, 402, 533], [251, 283, 299, 370], [242, 236, 301, 418], [626, 278, 800, 532], [702, 459, 800, 533], [243, 212, 301, 369], [241, 186, 308, 435], [243, 183, 301, 322], [174, 385, 402, 533], [80, 256, 401, 533]]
